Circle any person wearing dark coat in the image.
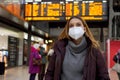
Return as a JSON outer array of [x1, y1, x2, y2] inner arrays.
[[113, 49, 120, 79], [45, 16, 110, 80], [38, 40, 47, 80]]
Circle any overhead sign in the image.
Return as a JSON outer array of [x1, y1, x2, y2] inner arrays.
[[24, 1, 107, 21]]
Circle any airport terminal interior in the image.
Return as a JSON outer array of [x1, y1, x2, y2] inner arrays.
[[0, 0, 120, 80]]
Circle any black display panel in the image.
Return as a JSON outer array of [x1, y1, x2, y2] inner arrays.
[[8, 36, 19, 67]]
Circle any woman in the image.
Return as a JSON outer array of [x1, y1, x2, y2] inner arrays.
[[47, 48, 54, 59], [47, 43, 54, 61], [29, 43, 41, 80], [45, 16, 110, 80]]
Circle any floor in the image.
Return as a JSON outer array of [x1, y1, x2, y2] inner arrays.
[[0, 66, 119, 80], [0, 66, 34, 80], [109, 69, 119, 80]]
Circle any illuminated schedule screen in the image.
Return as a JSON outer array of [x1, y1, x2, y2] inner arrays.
[[24, 0, 107, 21]]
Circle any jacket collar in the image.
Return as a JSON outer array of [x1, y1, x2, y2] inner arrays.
[[57, 35, 92, 49], [55, 35, 92, 60]]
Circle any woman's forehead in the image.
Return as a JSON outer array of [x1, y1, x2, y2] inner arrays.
[[69, 18, 82, 24]]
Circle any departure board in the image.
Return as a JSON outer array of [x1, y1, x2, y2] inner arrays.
[[24, 0, 107, 21]]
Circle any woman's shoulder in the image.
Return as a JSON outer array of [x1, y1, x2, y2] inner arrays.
[[54, 39, 68, 47], [91, 47, 102, 56]]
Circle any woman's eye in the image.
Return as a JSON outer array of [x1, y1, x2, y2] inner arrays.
[[76, 23, 81, 26], [69, 25, 73, 28]]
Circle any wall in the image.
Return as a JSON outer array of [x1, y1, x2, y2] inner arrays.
[[0, 26, 19, 50], [0, 35, 8, 49], [18, 32, 24, 66], [50, 28, 63, 37], [0, 26, 24, 66]]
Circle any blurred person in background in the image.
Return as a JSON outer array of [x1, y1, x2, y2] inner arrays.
[[45, 16, 110, 80], [38, 40, 47, 80], [113, 49, 120, 79], [47, 48, 54, 61], [29, 43, 41, 80], [47, 43, 54, 61]]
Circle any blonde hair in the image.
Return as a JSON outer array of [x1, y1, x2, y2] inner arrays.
[[58, 16, 100, 49]]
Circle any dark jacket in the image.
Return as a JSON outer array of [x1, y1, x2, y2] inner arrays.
[[113, 52, 120, 63], [45, 37, 110, 80], [39, 46, 47, 64]]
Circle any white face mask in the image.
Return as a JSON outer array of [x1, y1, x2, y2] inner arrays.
[[68, 27, 85, 40]]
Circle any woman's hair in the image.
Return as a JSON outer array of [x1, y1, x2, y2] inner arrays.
[[58, 16, 100, 48]]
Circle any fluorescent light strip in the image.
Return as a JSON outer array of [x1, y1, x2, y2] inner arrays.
[[41, 2, 47, 4], [33, 2, 38, 4], [74, 2, 79, 3], [82, 1, 89, 3], [47, 2, 52, 4], [66, 2, 68, 3], [60, 2, 64, 4], [89, 1, 94, 3], [103, 0, 107, 3]]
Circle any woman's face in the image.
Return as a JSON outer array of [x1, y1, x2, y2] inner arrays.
[[68, 18, 86, 42], [69, 18, 84, 28]]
